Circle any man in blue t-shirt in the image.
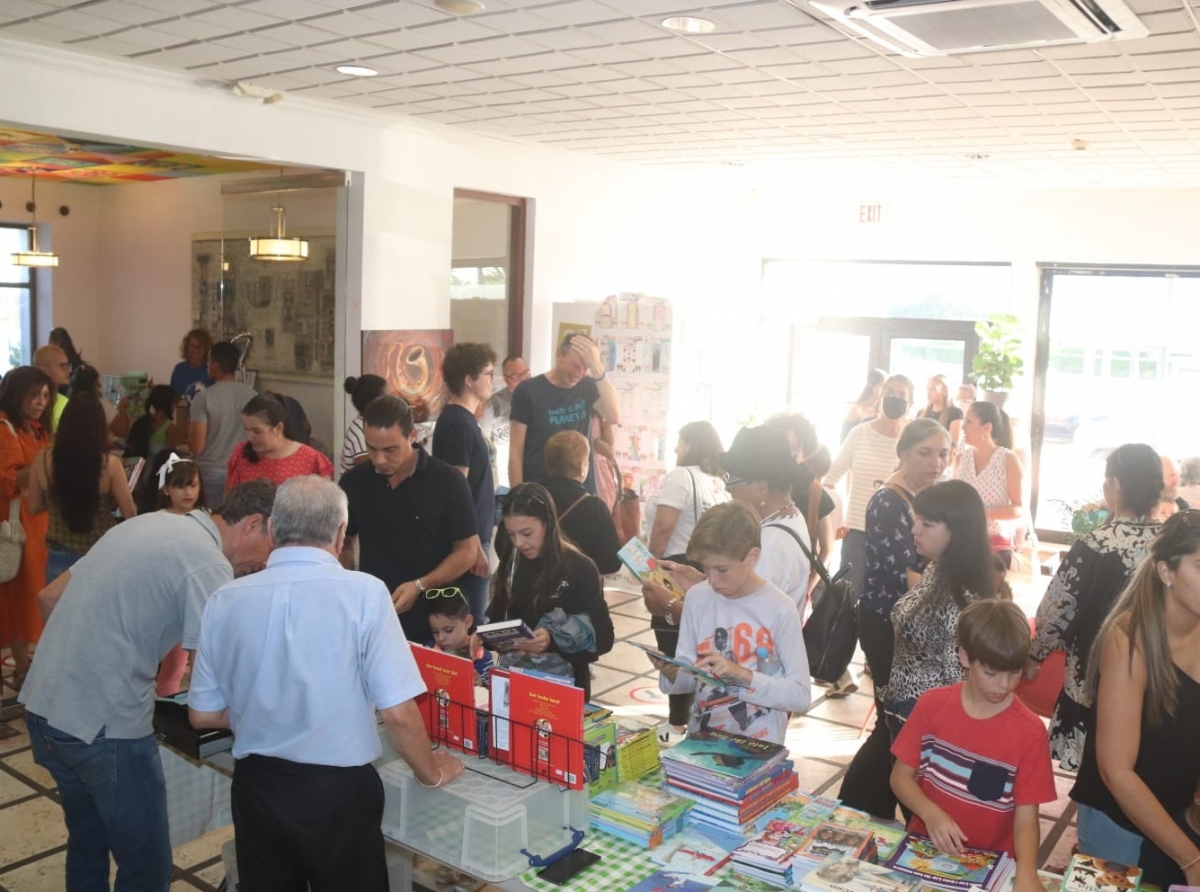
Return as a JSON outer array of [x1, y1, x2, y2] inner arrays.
[[509, 334, 621, 495], [432, 343, 497, 621]]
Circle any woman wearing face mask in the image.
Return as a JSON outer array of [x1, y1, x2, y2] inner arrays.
[[487, 482, 615, 699], [954, 401, 1024, 567], [839, 418, 951, 818], [825, 374, 914, 602]]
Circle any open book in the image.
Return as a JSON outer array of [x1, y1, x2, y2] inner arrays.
[[626, 640, 724, 688], [618, 537, 686, 597]]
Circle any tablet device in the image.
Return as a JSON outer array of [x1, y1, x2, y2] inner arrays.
[[536, 848, 600, 885]]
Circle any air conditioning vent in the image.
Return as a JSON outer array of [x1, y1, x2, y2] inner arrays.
[[809, 0, 1148, 56]]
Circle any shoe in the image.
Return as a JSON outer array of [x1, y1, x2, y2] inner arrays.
[[658, 723, 687, 746], [826, 671, 859, 699]]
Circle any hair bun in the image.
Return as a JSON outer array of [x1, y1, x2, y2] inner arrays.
[[343, 376, 359, 394]]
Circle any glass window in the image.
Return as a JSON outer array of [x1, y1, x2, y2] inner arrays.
[[0, 226, 34, 373]]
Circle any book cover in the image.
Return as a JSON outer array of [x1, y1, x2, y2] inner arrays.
[[735, 817, 813, 865], [475, 618, 534, 648], [1064, 854, 1143, 892], [410, 644, 478, 753], [803, 852, 924, 892], [591, 782, 694, 825], [489, 667, 511, 758], [884, 835, 1009, 892], [584, 717, 618, 795], [626, 640, 725, 688], [627, 870, 720, 892], [661, 729, 787, 779], [651, 829, 741, 875], [796, 822, 876, 863], [618, 537, 686, 597], [507, 669, 585, 788]]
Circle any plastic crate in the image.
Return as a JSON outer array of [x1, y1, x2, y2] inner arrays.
[[379, 751, 587, 882]]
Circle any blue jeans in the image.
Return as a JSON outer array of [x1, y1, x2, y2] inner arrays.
[[200, 468, 226, 510], [47, 546, 83, 583], [27, 713, 172, 892], [1076, 803, 1144, 865]]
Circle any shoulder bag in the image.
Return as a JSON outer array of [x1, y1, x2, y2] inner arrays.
[[0, 420, 26, 584], [767, 522, 856, 685], [611, 458, 641, 543]]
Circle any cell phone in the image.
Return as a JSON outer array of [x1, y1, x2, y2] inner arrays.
[[536, 848, 600, 885]]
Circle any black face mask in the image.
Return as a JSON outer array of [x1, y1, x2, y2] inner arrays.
[[881, 396, 908, 419]]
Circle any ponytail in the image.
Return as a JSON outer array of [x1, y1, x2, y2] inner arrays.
[[970, 401, 1012, 450]]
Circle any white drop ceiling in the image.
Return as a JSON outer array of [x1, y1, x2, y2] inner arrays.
[[4, 0, 1200, 186]]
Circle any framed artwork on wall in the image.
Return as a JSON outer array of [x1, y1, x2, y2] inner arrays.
[[362, 329, 454, 422]]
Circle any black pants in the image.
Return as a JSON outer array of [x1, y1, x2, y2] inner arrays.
[[652, 617, 694, 726], [232, 755, 388, 892], [838, 606, 899, 820]]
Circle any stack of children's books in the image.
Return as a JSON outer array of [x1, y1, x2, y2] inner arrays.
[[728, 815, 816, 887], [881, 834, 1015, 892], [659, 729, 798, 837], [1062, 853, 1143, 892], [799, 851, 924, 892], [615, 715, 662, 783], [790, 821, 878, 877], [651, 826, 744, 876], [588, 781, 695, 849], [583, 704, 619, 795]]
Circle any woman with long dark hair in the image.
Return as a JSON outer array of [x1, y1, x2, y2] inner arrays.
[[883, 478, 996, 730], [1028, 443, 1162, 770], [487, 482, 614, 698], [29, 395, 138, 580], [225, 393, 332, 490], [919, 374, 963, 447], [119, 384, 188, 463], [1069, 511, 1200, 883], [341, 374, 390, 473], [841, 367, 887, 442], [955, 400, 1024, 563], [647, 421, 728, 560], [0, 367, 53, 688]]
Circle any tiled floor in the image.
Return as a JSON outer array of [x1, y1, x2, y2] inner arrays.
[[0, 549, 1074, 890]]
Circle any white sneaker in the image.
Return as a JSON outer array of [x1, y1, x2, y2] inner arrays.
[[658, 723, 688, 746], [826, 670, 859, 699]]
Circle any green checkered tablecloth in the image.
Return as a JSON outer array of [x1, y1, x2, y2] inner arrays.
[[519, 828, 710, 892]]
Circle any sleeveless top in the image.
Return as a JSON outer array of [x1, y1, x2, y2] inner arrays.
[[1071, 664, 1200, 832], [956, 444, 1016, 540], [48, 490, 117, 554]]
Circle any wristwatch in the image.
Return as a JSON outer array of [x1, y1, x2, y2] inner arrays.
[[413, 578, 426, 594], [664, 595, 684, 626]]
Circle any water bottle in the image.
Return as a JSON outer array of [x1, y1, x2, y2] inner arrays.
[[755, 646, 784, 677]]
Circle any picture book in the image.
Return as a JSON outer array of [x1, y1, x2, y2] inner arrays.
[[410, 644, 478, 753], [883, 835, 1012, 892], [661, 729, 788, 779], [474, 618, 534, 648], [734, 817, 813, 865], [489, 667, 511, 757], [1063, 854, 1143, 892], [715, 874, 794, 892], [801, 852, 924, 892], [627, 871, 719, 892], [626, 640, 725, 688], [796, 822, 875, 864], [651, 829, 741, 875], [507, 669, 585, 788], [618, 537, 686, 597], [584, 717, 618, 795], [591, 782, 693, 823]]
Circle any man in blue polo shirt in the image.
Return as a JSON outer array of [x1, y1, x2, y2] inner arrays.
[[189, 476, 463, 891], [339, 395, 479, 642]]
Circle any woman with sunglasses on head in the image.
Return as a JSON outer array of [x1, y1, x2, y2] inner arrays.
[[1069, 510, 1200, 883], [1027, 443, 1163, 771], [488, 482, 614, 699]]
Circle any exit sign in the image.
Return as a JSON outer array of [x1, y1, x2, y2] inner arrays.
[[858, 203, 888, 224]]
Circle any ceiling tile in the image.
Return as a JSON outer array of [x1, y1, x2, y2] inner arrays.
[[187, 6, 283, 30], [353, 3, 448, 28], [526, 0, 627, 27]]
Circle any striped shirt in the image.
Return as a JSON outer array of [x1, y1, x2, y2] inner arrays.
[[340, 414, 366, 474], [825, 423, 899, 532]]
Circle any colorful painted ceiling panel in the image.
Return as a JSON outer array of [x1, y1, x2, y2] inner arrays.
[[0, 128, 270, 185]]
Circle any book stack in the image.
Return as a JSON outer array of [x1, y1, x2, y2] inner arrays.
[[588, 781, 695, 848], [789, 822, 877, 877], [659, 730, 798, 837], [799, 851, 923, 892], [651, 826, 743, 875], [1063, 854, 1143, 892], [882, 834, 1015, 892], [615, 717, 662, 783], [583, 704, 618, 795], [729, 816, 814, 887]]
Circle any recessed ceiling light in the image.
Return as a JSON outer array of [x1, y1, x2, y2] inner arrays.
[[435, 0, 485, 13], [336, 64, 378, 77], [661, 15, 716, 34]]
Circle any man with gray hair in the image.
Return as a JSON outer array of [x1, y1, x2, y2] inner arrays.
[[189, 475, 462, 891]]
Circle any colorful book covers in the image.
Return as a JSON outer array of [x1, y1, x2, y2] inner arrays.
[[801, 851, 924, 892], [410, 644, 478, 753], [505, 667, 585, 789], [883, 835, 1013, 892], [661, 729, 787, 780], [1063, 854, 1143, 892]]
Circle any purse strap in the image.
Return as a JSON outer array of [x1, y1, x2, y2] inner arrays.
[[766, 522, 831, 586], [687, 467, 700, 522], [558, 493, 589, 522]]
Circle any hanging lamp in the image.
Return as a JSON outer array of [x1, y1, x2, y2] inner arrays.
[[248, 171, 308, 261], [11, 171, 59, 268]]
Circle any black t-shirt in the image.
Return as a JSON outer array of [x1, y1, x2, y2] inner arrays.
[[919, 405, 964, 428], [1140, 807, 1200, 888], [795, 464, 835, 522], [340, 447, 478, 641], [511, 374, 600, 493], [498, 547, 614, 694], [432, 404, 495, 543], [542, 476, 622, 574]]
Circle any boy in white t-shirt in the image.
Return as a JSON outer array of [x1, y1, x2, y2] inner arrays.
[[647, 502, 812, 744]]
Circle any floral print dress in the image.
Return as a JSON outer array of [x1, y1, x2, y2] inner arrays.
[[1030, 517, 1159, 770]]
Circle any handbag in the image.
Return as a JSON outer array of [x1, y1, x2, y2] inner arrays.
[[0, 420, 26, 584], [610, 459, 641, 542], [767, 522, 856, 684]]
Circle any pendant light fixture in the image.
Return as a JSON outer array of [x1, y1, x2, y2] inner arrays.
[[12, 170, 59, 268], [248, 169, 308, 261]]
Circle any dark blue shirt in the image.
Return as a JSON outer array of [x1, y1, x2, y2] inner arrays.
[[860, 487, 926, 616], [510, 374, 600, 493], [170, 361, 213, 404], [432, 404, 495, 545]]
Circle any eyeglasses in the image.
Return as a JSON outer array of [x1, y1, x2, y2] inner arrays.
[[422, 587, 467, 603], [723, 473, 746, 487]]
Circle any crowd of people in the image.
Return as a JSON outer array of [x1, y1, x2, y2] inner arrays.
[[1, 332, 1198, 892]]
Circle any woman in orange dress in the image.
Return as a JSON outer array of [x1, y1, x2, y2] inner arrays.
[[0, 366, 52, 689]]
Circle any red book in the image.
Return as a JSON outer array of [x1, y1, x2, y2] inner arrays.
[[506, 669, 586, 789], [411, 644, 478, 754]]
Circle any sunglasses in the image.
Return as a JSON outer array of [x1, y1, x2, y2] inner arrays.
[[422, 587, 467, 603]]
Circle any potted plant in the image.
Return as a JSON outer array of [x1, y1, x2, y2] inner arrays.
[[971, 313, 1024, 407]]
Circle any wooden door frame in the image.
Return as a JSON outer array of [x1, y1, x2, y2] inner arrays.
[[453, 188, 531, 358]]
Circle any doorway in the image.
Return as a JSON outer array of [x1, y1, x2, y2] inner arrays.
[[789, 317, 979, 446]]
